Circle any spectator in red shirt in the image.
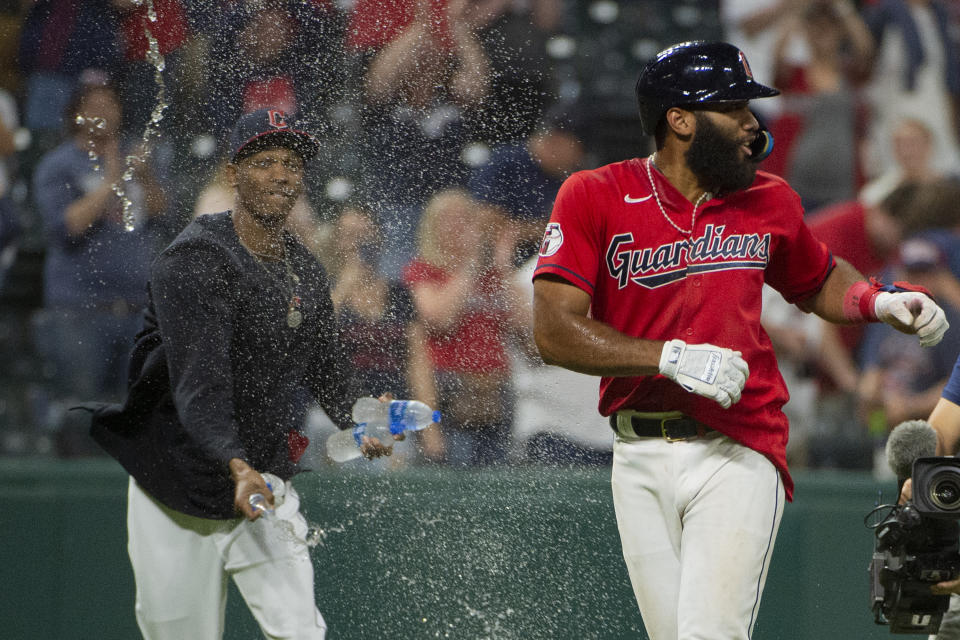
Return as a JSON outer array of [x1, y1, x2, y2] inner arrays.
[[402, 188, 514, 466], [769, 0, 874, 211]]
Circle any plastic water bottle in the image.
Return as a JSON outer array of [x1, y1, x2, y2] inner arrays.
[[326, 398, 442, 462], [248, 472, 284, 519]]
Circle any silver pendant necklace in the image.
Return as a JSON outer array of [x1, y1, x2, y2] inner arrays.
[[282, 251, 303, 329], [646, 154, 710, 236], [243, 240, 303, 329]]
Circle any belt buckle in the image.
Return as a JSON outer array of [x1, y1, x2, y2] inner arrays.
[[660, 416, 691, 442]]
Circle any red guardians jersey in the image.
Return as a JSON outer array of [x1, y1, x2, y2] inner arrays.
[[533, 157, 835, 499]]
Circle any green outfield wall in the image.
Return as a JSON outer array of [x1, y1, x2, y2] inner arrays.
[[1, 459, 900, 639]]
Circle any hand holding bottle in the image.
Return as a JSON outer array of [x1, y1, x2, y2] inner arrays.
[[230, 459, 278, 521], [327, 397, 442, 463], [359, 393, 399, 459], [248, 472, 284, 520]]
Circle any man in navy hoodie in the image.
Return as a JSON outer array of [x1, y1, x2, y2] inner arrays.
[[85, 108, 391, 640]]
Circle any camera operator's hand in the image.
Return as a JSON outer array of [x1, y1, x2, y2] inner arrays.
[[931, 577, 960, 596], [899, 478, 913, 505]]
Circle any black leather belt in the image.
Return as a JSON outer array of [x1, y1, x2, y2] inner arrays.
[[609, 413, 714, 442]]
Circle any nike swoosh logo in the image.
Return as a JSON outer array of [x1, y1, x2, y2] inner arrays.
[[624, 194, 652, 204]]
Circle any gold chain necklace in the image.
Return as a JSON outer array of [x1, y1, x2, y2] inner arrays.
[[646, 154, 710, 236], [242, 240, 303, 329]]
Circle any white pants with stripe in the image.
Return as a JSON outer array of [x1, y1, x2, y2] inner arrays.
[[127, 478, 327, 640], [611, 432, 784, 640]]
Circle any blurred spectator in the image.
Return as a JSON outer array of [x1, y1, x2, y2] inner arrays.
[[352, 0, 491, 278], [858, 236, 960, 431], [0, 86, 20, 286], [348, 0, 560, 141], [468, 113, 584, 267], [720, 0, 808, 118], [862, 0, 960, 180], [803, 182, 921, 467], [0, 0, 25, 94], [760, 284, 861, 467], [508, 255, 611, 465], [470, 0, 564, 143], [809, 181, 920, 286], [329, 205, 423, 399], [769, 0, 873, 211], [859, 116, 946, 206], [329, 205, 439, 463], [803, 178, 960, 468], [192, 158, 232, 216], [402, 189, 513, 466], [204, 0, 345, 139], [18, 0, 122, 138], [31, 79, 169, 454]]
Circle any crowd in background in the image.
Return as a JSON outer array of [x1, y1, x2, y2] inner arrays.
[[0, 0, 958, 474]]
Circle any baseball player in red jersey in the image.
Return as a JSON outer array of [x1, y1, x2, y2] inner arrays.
[[532, 41, 950, 640]]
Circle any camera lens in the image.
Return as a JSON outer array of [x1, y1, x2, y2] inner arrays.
[[930, 474, 960, 511]]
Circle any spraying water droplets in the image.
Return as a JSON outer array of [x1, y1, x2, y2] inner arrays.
[[275, 515, 327, 549], [76, 115, 106, 171], [305, 524, 327, 547], [251, 486, 329, 550], [93, 0, 168, 232]]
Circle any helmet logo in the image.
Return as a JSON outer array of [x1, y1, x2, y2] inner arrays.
[[738, 51, 754, 79]]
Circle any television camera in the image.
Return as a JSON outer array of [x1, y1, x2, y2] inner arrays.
[[869, 456, 960, 634]]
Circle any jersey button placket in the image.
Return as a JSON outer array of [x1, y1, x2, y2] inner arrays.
[[675, 248, 699, 339], [681, 271, 704, 318]]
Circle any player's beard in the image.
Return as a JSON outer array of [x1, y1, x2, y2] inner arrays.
[[685, 113, 758, 196]]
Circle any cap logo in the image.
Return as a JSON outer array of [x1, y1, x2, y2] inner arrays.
[[738, 51, 754, 79], [267, 109, 289, 130]]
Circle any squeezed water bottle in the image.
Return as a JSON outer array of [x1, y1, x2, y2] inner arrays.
[[326, 397, 442, 462], [248, 472, 284, 519]]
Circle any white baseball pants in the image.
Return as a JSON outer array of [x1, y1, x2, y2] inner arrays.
[[127, 478, 327, 640], [611, 431, 784, 640]]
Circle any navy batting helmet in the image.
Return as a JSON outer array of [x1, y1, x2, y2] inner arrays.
[[635, 41, 779, 136]]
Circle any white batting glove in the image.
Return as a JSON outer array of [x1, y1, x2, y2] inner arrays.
[[658, 339, 749, 409], [874, 291, 949, 347]]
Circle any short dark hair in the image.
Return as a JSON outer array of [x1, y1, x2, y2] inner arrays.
[[878, 182, 922, 222], [902, 178, 960, 234]]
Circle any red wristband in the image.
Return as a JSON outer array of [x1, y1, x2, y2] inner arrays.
[[842, 281, 879, 322], [842, 278, 935, 323]]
